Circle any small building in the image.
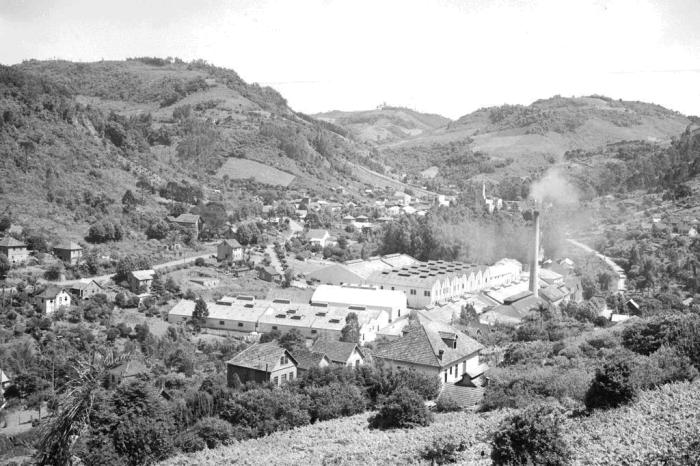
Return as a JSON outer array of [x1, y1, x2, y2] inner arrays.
[[0, 236, 29, 265], [306, 229, 330, 248], [168, 213, 203, 238], [226, 342, 298, 387], [69, 279, 103, 300], [36, 286, 71, 315], [311, 340, 365, 368], [106, 359, 149, 388], [342, 215, 355, 225], [294, 351, 331, 376], [53, 241, 83, 265], [217, 239, 244, 262], [258, 266, 282, 283], [355, 215, 369, 223], [128, 269, 155, 293]]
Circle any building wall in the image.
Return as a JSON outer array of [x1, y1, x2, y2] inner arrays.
[[345, 349, 364, 367], [227, 365, 268, 386], [1, 246, 28, 265], [206, 316, 259, 333], [376, 353, 480, 385], [56, 249, 82, 265], [42, 291, 71, 315], [269, 366, 297, 386]]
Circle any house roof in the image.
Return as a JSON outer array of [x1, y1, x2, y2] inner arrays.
[[0, 236, 26, 248], [261, 265, 281, 276], [306, 229, 329, 240], [373, 322, 483, 368], [306, 264, 365, 285], [227, 342, 297, 371], [311, 340, 363, 364], [70, 279, 101, 291], [171, 213, 201, 224], [108, 359, 149, 378], [293, 351, 330, 371], [53, 241, 83, 251], [36, 286, 67, 299], [131, 269, 155, 281], [220, 238, 242, 249]]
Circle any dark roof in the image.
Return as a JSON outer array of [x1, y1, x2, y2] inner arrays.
[[220, 238, 242, 248], [53, 241, 82, 251], [539, 285, 569, 303], [171, 214, 201, 224], [306, 264, 364, 285], [108, 359, 148, 378], [227, 342, 297, 371], [70, 280, 101, 291], [36, 286, 67, 299], [438, 384, 485, 408], [0, 236, 26, 248], [293, 351, 329, 371], [260, 265, 281, 276], [372, 322, 483, 368], [311, 340, 363, 364]]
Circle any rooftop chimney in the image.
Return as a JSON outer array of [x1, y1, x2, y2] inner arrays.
[[529, 210, 540, 298], [438, 349, 444, 360]]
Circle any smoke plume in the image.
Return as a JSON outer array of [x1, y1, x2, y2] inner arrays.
[[529, 168, 579, 205]]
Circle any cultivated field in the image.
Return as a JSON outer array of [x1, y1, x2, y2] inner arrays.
[[217, 158, 296, 187]]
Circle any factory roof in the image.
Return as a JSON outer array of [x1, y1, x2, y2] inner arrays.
[[305, 264, 365, 285], [367, 260, 486, 288], [311, 284, 406, 310]]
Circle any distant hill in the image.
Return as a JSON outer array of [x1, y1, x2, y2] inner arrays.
[[313, 106, 451, 143], [370, 95, 692, 190], [0, 58, 395, 239]]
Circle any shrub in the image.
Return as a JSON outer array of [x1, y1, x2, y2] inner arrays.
[[584, 360, 636, 410], [491, 404, 572, 466], [146, 220, 170, 240], [435, 394, 462, 413], [305, 383, 366, 422], [174, 430, 206, 453], [86, 219, 124, 243], [391, 368, 441, 400], [193, 416, 234, 449], [368, 388, 433, 430], [420, 438, 468, 464], [194, 257, 206, 267]]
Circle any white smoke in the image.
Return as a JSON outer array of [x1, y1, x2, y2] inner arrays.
[[529, 168, 579, 205]]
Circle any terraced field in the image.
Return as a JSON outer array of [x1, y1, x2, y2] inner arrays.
[[217, 158, 296, 187]]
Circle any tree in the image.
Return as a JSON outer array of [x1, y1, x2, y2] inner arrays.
[[146, 220, 170, 240], [44, 263, 65, 281], [459, 304, 478, 325], [368, 387, 432, 429], [279, 329, 306, 354], [0, 253, 10, 278], [259, 328, 281, 343], [340, 312, 360, 343], [165, 276, 180, 294], [150, 274, 164, 297], [585, 360, 636, 410], [491, 404, 572, 466], [115, 255, 151, 283], [192, 298, 208, 327], [282, 268, 294, 288], [0, 215, 11, 232], [121, 190, 137, 212]]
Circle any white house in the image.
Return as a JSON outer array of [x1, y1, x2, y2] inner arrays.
[[36, 286, 71, 315], [306, 229, 330, 248]]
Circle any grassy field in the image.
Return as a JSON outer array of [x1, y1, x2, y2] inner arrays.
[[217, 158, 296, 187], [162, 380, 700, 465]]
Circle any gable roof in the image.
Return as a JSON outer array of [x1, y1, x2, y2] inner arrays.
[[70, 279, 101, 291], [131, 269, 155, 281], [373, 322, 483, 368], [306, 264, 365, 285], [306, 229, 329, 240], [311, 340, 363, 364], [36, 286, 68, 299], [171, 213, 201, 224], [53, 241, 83, 251], [227, 342, 297, 371], [220, 238, 242, 249], [0, 236, 26, 248], [293, 351, 330, 371]]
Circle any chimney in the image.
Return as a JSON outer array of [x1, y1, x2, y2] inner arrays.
[[438, 349, 444, 360], [529, 210, 540, 298]]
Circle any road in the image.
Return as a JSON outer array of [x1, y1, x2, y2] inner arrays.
[[566, 238, 627, 291], [52, 249, 215, 286]]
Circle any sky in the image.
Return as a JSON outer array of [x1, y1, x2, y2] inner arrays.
[[1, 0, 699, 119]]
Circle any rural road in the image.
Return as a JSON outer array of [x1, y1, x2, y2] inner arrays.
[[566, 238, 627, 291]]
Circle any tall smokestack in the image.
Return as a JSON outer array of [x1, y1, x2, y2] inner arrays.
[[529, 210, 540, 298]]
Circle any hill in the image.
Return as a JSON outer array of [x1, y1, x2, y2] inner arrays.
[[164, 380, 700, 465], [0, 58, 392, 242], [313, 106, 451, 144], [369, 96, 692, 192]]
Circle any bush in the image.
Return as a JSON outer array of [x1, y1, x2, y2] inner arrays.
[[585, 360, 636, 410], [304, 383, 366, 422], [391, 368, 441, 400], [435, 394, 462, 413], [420, 438, 468, 464], [194, 257, 206, 267], [491, 404, 572, 466], [146, 220, 170, 240], [174, 430, 206, 453], [192, 416, 234, 449], [368, 388, 433, 430], [86, 219, 124, 243]]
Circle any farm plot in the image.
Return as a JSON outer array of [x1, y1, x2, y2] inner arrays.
[[218, 158, 295, 187]]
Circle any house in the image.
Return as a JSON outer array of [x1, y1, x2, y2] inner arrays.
[[480, 294, 548, 326], [53, 241, 83, 265], [106, 359, 149, 388], [373, 321, 486, 385], [0, 236, 29, 265], [342, 215, 355, 225], [355, 215, 369, 223], [226, 342, 298, 387], [293, 351, 331, 376], [258, 266, 282, 283], [128, 269, 155, 293], [36, 286, 71, 315], [217, 239, 244, 262], [168, 213, 203, 238], [306, 229, 330, 248], [392, 191, 411, 206], [311, 340, 365, 368], [69, 279, 103, 300]]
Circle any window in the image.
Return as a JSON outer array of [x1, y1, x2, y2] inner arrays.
[[449, 366, 452, 375], [410, 289, 416, 295], [272, 326, 278, 330], [280, 356, 288, 365], [311, 329, 317, 334], [219, 320, 225, 326], [424, 290, 430, 297], [273, 376, 279, 386], [237, 322, 244, 327], [289, 372, 294, 380], [281, 373, 287, 382]]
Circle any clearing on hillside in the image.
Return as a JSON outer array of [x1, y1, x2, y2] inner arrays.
[[217, 158, 296, 187]]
